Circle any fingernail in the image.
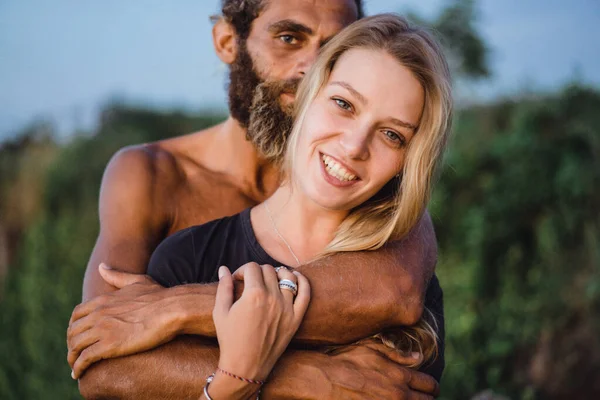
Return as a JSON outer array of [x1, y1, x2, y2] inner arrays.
[[411, 352, 420, 359], [218, 266, 226, 280], [99, 263, 111, 270], [292, 271, 301, 276], [71, 370, 76, 379]]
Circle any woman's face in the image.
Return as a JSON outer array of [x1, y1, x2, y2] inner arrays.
[[292, 47, 425, 211]]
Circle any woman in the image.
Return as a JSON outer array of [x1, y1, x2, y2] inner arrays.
[[147, 13, 452, 399]]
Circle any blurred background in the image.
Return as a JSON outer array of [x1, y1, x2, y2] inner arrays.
[[0, 0, 598, 399]]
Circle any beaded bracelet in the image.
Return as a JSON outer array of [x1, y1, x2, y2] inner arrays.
[[203, 369, 264, 400], [217, 367, 266, 385]]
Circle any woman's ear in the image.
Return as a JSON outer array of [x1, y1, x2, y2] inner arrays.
[[212, 18, 238, 65]]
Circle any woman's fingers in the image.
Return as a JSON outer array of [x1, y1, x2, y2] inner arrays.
[[231, 263, 247, 281], [292, 271, 310, 318], [261, 264, 279, 296], [276, 267, 298, 303], [213, 265, 311, 382], [238, 262, 264, 290], [214, 266, 234, 319]]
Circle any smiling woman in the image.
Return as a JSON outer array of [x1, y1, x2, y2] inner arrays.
[[285, 14, 452, 255]]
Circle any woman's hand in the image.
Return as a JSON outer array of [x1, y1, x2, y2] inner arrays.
[[207, 263, 310, 398]]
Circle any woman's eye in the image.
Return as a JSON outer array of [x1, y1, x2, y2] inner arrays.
[[278, 35, 298, 45], [333, 98, 352, 111], [384, 130, 405, 145]]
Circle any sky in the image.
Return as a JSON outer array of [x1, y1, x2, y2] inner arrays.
[[1, 0, 599, 141]]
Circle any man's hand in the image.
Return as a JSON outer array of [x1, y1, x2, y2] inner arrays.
[[67, 264, 179, 379], [323, 339, 439, 399]]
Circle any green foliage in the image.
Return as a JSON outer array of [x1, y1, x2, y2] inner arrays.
[[0, 106, 225, 399], [0, 121, 58, 283], [432, 85, 600, 399]]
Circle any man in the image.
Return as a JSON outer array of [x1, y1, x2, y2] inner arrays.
[[67, 1, 445, 398]]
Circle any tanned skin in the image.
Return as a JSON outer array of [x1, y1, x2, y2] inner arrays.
[[69, 1, 441, 399]]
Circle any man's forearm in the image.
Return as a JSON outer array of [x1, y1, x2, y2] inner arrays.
[[291, 211, 437, 343], [79, 336, 215, 400], [177, 263, 421, 346], [79, 336, 325, 400], [293, 243, 429, 343], [178, 214, 436, 345]]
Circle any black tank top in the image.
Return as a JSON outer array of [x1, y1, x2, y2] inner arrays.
[[147, 207, 445, 381]]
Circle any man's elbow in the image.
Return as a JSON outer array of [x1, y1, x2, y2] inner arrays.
[[398, 295, 425, 326], [388, 278, 426, 326]]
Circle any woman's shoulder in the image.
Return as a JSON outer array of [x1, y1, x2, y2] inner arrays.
[[161, 210, 247, 248]]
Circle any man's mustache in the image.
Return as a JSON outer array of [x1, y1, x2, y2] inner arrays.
[[280, 78, 301, 94], [260, 78, 301, 96]]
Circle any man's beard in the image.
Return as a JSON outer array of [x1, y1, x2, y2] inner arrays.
[[228, 42, 299, 163]]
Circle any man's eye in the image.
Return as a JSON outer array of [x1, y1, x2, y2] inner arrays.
[[333, 98, 352, 111], [278, 35, 298, 45]]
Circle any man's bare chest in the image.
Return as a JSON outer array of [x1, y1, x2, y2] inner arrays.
[[166, 181, 259, 235]]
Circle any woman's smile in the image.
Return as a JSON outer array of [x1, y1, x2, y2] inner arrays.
[[319, 152, 360, 186]]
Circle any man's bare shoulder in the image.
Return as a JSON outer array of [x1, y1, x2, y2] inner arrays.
[[106, 126, 221, 190], [101, 123, 252, 233], [100, 127, 220, 219], [105, 142, 179, 191]]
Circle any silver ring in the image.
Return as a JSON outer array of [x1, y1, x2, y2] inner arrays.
[[275, 266, 288, 273], [278, 279, 298, 296]]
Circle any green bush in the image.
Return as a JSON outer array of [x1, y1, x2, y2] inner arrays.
[[0, 106, 224, 399], [433, 85, 600, 399]]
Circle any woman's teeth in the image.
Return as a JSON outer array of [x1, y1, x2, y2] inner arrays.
[[322, 154, 357, 182]]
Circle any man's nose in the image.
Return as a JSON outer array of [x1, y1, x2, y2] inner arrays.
[[340, 128, 370, 161], [295, 46, 319, 77]]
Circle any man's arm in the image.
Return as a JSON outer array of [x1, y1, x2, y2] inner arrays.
[[79, 336, 439, 400], [73, 211, 441, 397], [82, 145, 176, 301], [72, 211, 437, 367], [295, 211, 437, 342], [174, 211, 437, 344]]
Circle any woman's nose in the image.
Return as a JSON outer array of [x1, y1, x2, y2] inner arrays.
[[339, 128, 370, 161]]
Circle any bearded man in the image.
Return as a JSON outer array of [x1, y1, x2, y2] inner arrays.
[[67, 1, 446, 398]]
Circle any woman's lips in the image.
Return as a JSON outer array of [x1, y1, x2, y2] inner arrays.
[[319, 152, 360, 187]]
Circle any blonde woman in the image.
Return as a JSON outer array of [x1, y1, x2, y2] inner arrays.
[[141, 14, 453, 398]]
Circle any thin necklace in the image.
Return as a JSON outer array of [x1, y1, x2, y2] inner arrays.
[[264, 200, 301, 267]]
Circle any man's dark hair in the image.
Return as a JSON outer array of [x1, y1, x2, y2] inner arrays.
[[219, 0, 365, 40]]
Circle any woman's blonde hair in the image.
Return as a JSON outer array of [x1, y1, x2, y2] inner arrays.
[[283, 14, 452, 367]]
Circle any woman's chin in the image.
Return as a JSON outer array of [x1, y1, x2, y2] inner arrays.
[[303, 188, 359, 211]]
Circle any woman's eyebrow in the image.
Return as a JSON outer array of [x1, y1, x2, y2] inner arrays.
[[268, 19, 313, 35], [389, 118, 418, 131], [330, 81, 368, 105]]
